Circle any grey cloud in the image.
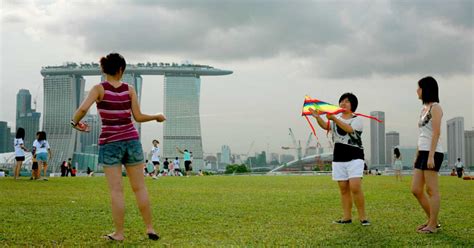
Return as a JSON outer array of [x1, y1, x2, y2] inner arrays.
[[29, 0, 474, 77]]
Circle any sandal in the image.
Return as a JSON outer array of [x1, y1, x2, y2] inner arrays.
[[103, 234, 123, 241], [417, 227, 437, 234], [417, 223, 441, 231], [147, 233, 160, 240]]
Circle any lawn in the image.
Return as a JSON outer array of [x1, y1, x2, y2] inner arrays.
[[0, 175, 473, 246]]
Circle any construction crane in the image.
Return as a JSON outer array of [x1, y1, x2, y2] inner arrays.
[[281, 128, 302, 163], [245, 140, 255, 169]]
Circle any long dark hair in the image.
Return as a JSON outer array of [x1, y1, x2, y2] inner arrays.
[[394, 147, 401, 159], [418, 76, 440, 104], [16, 127, 25, 139]]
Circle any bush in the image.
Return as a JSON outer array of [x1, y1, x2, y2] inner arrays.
[[225, 164, 250, 174]]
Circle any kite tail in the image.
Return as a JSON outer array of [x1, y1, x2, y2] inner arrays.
[[355, 113, 383, 122], [304, 115, 317, 136], [304, 115, 322, 148]]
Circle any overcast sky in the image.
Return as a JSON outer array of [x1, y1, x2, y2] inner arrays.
[[1, 0, 472, 158]]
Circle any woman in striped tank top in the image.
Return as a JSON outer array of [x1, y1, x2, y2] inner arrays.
[[71, 53, 165, 241]]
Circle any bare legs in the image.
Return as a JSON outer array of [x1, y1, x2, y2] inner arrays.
[[411, 169, 440, 232], [395, 170, 402, 181], [337, 178, 367, 221], [14, 161, 22, 179], [104, 164, 157, 241]]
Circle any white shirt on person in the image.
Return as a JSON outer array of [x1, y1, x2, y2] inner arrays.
[[150, 146, 160, 162], [33, 139, 50, 154], [174, 159, 180, 168], [455, 161, 464, 168], [14, 138, 25, 157], [418, 103, 443, 153]]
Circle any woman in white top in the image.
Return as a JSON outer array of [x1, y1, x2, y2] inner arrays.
[[392, 147, 403, 181], [32, 131, 52, 181], [411, 76, 443, 234], [13, 128, 28, 179]]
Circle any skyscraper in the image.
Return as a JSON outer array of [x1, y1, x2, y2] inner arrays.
[[220, 145, 232, 165], [0, 121, 13, 153], [79, 114, 101, 154], [386, 131, 400, 165], [16, 89, 41, 148], [163, 75, 205, 169], [370, 111, 385, 165], [447, 117, 464, 166], [42, 75, 85, 169], [465, 130, 474, 168], [16, 89, 32, 120]]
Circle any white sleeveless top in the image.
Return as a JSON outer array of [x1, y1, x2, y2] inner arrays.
[[417, 103, 443, 153]]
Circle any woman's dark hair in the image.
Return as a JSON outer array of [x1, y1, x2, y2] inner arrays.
[[38, 131, 47, 141], [100, 53, 126, 76], [418, 76, 439, 104], [394, 147, 400, 159], [16, 127, 25, 139], [153, 140, 159, 144], [339, 92, 358, 112]]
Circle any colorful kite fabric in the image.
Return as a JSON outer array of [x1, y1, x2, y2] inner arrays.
[[302, 95, 383, 139], [302, 96, 345, 116]]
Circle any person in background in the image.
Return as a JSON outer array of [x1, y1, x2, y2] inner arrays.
[[393, 148, 403, 181], [32, 131, 52, 181], [13, 127, 28, 179], [454, 158, 464, 178]]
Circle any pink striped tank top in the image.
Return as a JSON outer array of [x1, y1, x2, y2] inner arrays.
[[97, 81, 139, 145]]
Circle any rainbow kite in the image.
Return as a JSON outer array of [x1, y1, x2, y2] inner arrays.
[[302, 95, 382, 138]]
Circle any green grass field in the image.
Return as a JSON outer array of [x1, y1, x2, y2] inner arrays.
[[0, 175, 473, 246]]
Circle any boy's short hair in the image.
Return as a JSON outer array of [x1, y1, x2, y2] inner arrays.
[[339, 92, 358, 112]]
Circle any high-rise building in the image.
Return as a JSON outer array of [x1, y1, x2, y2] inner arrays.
[[464, 130, 474, 168], [370, 111, 385, 165], [15, 89, 41, 149], [42, 75, 85, 169], [220, 145, 231, 165], [447, 117, 464, 166], [16, 89, 32, 120], [386, 131, 400, 165], [79, 114, 101, 155], [280, 154, 295, 164], [162, 75, 205, 169], [41, 62, 231, 172], [0, 121, 13, 153]]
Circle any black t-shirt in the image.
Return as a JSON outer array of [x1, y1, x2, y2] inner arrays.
[[163, 161, 169, 169]]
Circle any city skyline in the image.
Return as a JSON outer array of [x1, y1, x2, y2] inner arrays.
[[1, 0, 472, 157]]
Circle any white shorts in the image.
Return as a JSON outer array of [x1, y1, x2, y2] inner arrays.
[[332, 159, 364, 181]]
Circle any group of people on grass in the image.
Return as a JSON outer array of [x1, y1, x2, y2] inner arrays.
[[145, 139, 193, 178], [14, 129, 52, 181], [68, 53, 446, 241]]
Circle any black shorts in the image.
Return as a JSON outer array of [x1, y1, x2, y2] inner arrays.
[[152, 161, 160, 166], [414, 151, 444, 172], [32, 162, 38, 170], [185, 161, 192, 171], [15, 156, 25, 162]]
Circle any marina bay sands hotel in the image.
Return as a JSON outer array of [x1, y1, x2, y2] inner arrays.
[[40, 62, 232, 170]]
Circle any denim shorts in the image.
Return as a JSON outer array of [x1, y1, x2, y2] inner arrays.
[[98, 139, 144, 167], [36, 153, 48, 162]]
